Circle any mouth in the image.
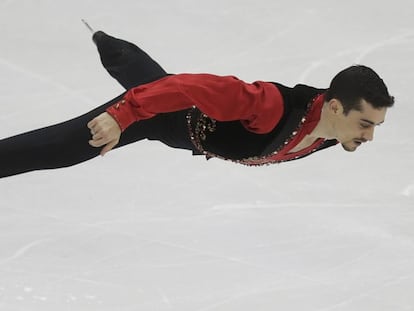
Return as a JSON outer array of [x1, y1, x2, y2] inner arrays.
[[353, 140, 363, 146], [353, 138, 367, 146]]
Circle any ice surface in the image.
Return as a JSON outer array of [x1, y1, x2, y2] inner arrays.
[[1, 0, 413, 310]]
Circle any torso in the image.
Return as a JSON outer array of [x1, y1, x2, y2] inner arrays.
[[188, 83, 336, 165]]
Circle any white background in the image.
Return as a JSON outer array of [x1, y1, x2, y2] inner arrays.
[[0, 0, 413, 310]]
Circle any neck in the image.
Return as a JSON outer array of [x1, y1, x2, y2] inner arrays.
[[309, 102, 336, 139]]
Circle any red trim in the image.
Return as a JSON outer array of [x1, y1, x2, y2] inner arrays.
[[240, 93, 328, 165], [274, 93, 326, 161]]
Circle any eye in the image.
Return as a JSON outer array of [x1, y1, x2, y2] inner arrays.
[[360, 123, 371, 129]]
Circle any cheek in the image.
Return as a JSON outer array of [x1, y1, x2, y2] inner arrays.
[[336, 120, 360, 140], [336, 119, 350, 134]]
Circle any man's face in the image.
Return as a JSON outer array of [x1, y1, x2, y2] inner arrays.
[[333, 99, 387, 152]]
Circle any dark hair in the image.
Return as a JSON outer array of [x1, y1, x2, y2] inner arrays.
[[325, 65, 394, 115]]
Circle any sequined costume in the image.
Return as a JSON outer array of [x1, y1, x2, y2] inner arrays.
[[100, 32, 338, 165]]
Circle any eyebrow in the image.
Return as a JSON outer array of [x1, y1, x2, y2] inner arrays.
[[360, 119, 385, 126]]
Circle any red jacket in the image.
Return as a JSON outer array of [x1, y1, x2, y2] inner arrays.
[[107, 73, 284, 133]]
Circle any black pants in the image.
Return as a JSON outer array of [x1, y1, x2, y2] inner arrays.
[[0, 32, 195, 178]]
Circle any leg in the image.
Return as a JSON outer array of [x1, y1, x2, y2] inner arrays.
[[0, 95, 195, 179], [0, 33, 189, 179], [0, 94, 120, 178], [93, 31, 168, 90]]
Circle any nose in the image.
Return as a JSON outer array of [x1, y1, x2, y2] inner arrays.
[[363, 127, 375, 142]]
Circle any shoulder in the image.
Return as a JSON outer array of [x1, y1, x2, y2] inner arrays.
[[293, 84, 327, 94]]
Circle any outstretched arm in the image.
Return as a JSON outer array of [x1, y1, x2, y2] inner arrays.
[[88, 73, 284, 154]]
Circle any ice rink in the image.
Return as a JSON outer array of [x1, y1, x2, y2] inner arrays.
[[1, 0, 414, 310]]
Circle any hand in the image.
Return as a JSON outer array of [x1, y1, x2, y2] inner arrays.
[[87, 112, 122, 156]]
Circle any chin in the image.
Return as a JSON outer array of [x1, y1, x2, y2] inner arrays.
[[341, 141, 362, 152]]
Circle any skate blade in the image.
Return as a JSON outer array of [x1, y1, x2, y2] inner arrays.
[[81, 19, 94, 33]]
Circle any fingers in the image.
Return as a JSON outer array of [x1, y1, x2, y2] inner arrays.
[[88, 119, 101, 137], [87, 118, 97, 130], [89, 135, 119, 157], [87, 112, 122, 155], [100, 140, 118, 156], [88, 130, 115, 147], [88, 136, 107, 148]]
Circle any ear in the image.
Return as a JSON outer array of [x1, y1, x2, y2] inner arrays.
[[327, 99, 344, 115]]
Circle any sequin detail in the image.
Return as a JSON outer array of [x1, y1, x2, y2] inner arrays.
[[187, 95, 323, 166]]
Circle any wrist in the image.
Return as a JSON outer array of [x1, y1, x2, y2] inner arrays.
[[106, 98, 137, 132]]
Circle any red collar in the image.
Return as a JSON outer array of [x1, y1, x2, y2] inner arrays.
[[235, 93, 329, 166], [276, 93, 325, 158], [300, 93, 325, 134]]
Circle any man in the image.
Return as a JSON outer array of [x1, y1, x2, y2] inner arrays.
[[0, 31, 394, 178]]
